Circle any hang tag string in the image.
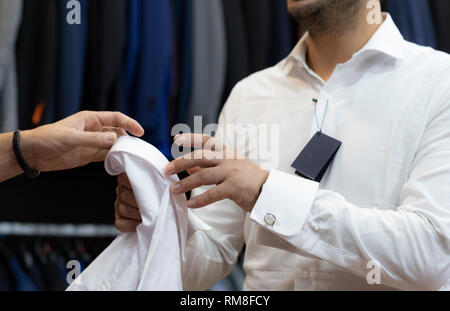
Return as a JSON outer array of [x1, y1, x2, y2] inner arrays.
[[313, 98, 329, 133]]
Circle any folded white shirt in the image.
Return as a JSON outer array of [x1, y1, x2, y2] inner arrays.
[[67, 136, 189, 291]]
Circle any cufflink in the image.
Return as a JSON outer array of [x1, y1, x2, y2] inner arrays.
[[264, 213, 276, 227]]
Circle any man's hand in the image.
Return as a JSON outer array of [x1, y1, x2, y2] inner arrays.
[[114, 134, 268, 233], [166, 134, 269, 212], [20, 111, 145, 172], [115, 173, 142, 232]]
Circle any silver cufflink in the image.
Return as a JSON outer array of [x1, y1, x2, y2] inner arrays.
[[264, 213, 276, 226]]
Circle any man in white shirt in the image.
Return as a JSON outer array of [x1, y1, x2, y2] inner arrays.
[[115, 0, 450, 290]]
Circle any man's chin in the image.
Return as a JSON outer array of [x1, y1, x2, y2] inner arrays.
[[288, 0, 322, 9], [289, 0, 320, 5], [288, 0, 325, 20]]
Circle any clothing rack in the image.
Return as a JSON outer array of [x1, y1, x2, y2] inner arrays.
[[0, 234, 115, 291], [0, 223, 118, 237]]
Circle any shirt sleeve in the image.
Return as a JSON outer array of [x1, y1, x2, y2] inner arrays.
[[183, 194, 246, 291], [181, 84, 247, 291], [250, 90, 450, 291]]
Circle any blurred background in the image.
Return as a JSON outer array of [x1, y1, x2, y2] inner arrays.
[[0, 0, 449, 291]]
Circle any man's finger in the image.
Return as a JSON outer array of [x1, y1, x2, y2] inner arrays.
[[170, 167, 226, 195], [165, 149, 220, 175], [174, 133, 225, 151], [103, 126, 128, 138], [116, 184, 138, 207], [84, 127, 128, 152], [115, 217, 141, 233], [117, 173, 132, 189], [187, 167, 202, 175], [92, 111, 145, 137], [73, 130, 118, 149], [91, 149, 110, 162], [116, 201, 141, 221], [187, 183, 230, 209]]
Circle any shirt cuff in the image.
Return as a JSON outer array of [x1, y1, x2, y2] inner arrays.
[[250, 170, 319, 237]]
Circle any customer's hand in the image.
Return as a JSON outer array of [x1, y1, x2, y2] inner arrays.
[[115, 173, 142, 232], [20, 111, 144, 172]]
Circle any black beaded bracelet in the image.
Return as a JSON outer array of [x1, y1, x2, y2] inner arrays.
[[12, 130, 40, 178]]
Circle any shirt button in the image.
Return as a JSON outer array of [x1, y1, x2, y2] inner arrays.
[[264, 213, 276, 226], [303, 271, 311, 279]]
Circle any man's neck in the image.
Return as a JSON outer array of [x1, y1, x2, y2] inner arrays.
[[306, 8, 384, 82]]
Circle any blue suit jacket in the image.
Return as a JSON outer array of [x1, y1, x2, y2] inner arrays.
[[387, 0, 437, 48], [122, 0, 141, 116], [131, 0, 174, 157], [55, 0, 88, 120]]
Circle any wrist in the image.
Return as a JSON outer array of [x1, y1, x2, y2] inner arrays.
[[19, 130, 37, 171], [250, 169, 269, 210], [259, 170, 269, 193], [10, 132, 21, 175]]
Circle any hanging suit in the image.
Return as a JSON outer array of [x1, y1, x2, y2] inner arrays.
[[241, 0, 272, 73], [221, 0, 250, 104], [82, 0, 126, 112], [122, 0, 141, 115], [0, 250, 13, 291], [168, 1, 179, 131], [429, 0, 450, 53], [386, 0, 437, 48], [0, 0, 22, 132], [131, 0, 173, 157], [269, 0, 293, 66], [55, 0, 88, 120], [8, 256, 38, 291], [172, 0, 193, 125], [16, 0, 57, 129], [186, 0, 227, 128]]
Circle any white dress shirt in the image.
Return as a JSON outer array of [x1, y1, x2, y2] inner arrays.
[[182, 14, 450, 291], [68, 137, 191, 291]]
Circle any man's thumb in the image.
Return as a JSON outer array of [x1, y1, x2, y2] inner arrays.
[[77, 131, 118, 149]]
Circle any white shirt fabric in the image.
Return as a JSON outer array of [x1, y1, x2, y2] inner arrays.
[[67, 136, 190, 291], [183, 14, 450, 291]]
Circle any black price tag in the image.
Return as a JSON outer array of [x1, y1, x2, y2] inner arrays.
[[291, 132, 342, 183]]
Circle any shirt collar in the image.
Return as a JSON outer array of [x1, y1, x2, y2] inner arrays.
[[282, 13, 405, 73]]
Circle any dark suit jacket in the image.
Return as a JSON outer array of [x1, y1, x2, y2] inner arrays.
[[82, 0, 126, 112], [16, 0, 57, 129], [221, 0, 250, 104], [429, 0, 450, 53]]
